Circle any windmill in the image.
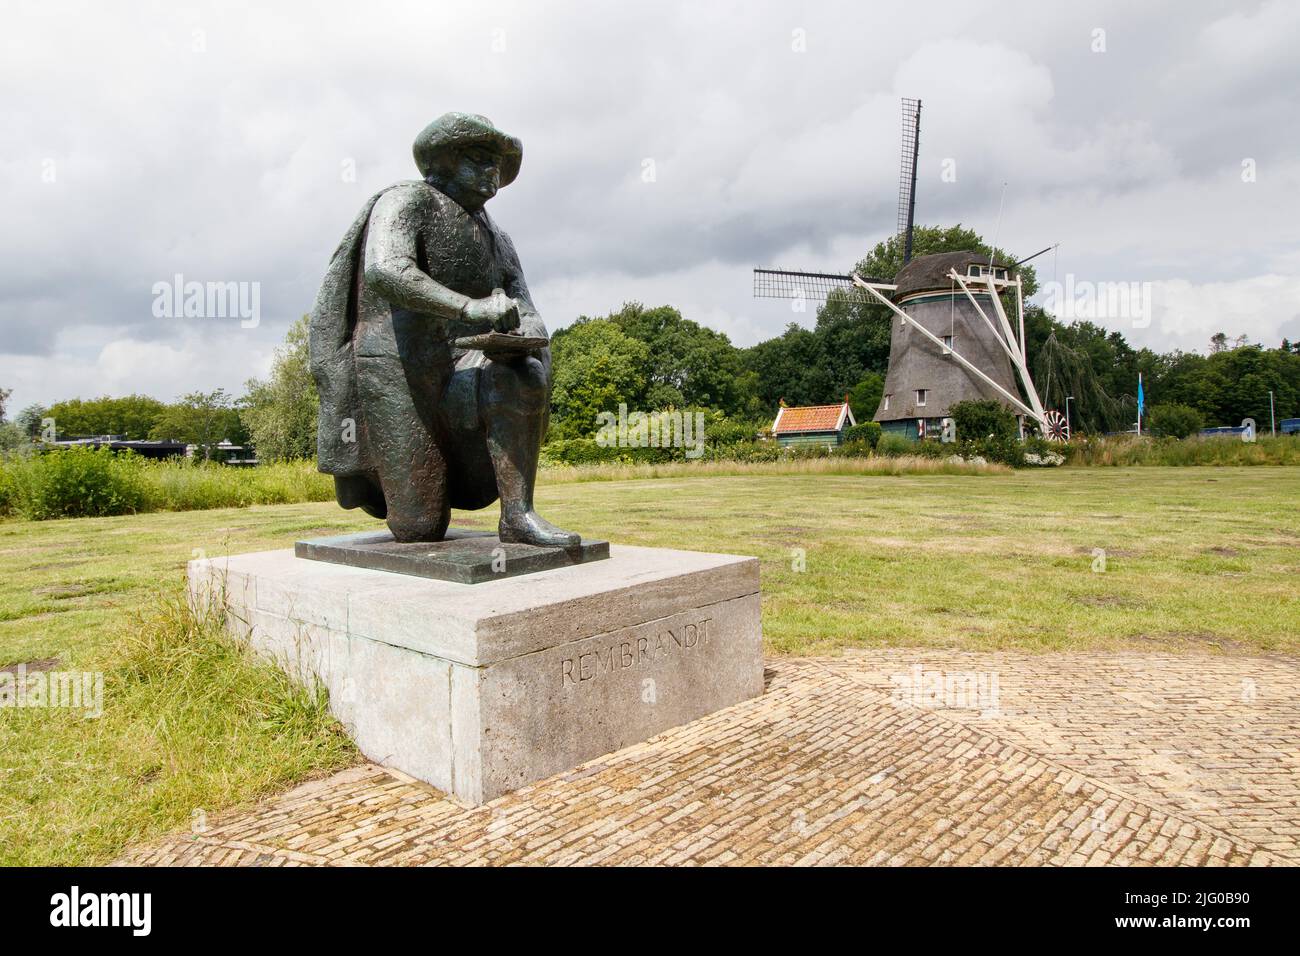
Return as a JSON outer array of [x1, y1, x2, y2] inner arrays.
[[753, 98, 1065, 440]]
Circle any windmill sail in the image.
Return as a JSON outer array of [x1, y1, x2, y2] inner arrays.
[[897, 98, 922, 265], [752, 268, 863, 302]]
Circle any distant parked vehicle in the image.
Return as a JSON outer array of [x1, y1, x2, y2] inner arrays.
[[1200, 426, 1250, 438]]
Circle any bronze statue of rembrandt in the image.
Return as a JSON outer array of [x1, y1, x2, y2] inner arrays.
[[309, 113, 579, 549]]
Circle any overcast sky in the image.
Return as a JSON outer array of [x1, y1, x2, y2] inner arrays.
[[3, 0, 1298, 412]]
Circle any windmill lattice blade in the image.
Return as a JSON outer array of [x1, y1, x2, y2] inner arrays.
[[753, 268, 861, 302], [897, 97, 921, 263]]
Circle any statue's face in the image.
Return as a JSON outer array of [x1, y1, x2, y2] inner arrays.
[[433, 144, 502, 211]]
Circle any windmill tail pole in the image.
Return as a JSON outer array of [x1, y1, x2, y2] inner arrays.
[[1014, 244, 1058, 267]]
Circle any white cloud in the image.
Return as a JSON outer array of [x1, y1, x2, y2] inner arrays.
[[2, 327, 274, 410], [1147, 275, 1300, 353]]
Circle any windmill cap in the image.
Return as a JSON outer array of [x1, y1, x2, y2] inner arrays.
[[892, 250, 1012, 299], [412, 112, 523, 187]]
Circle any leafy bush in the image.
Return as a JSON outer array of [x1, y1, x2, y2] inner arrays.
[[703, 412, 761, 445], [541, 437, 674, 466], [1017, 435, 1067, 466], [949, 399, 1019, 442], [0, 453, 334, 521], [702, 440, 782, 463], [956, 435, 1025, 467], [0, 422, 28, 454], [1149, 403, 1205, 439], [843, 421, 882, 448], [835, 439, 875, 458], [0, 458, 15, 515], [1, 446, 152, 519], [875, 432, 914, 457]]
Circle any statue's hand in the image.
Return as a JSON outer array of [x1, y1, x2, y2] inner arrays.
[[462, 288, 520, 334]]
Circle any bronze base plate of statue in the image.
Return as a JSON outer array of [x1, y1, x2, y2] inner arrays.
[[295, 528, 609, 585], [307, 112, 605, 577]]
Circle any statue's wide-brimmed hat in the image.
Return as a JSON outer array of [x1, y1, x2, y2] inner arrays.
[[412, 112, 523, 186]]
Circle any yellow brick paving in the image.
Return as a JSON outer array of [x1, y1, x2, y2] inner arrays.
[[119, 652, 1299, 866]]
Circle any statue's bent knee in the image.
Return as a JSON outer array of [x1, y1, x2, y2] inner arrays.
[[481, 354, 548, 416], [386, 506, 450, 543]]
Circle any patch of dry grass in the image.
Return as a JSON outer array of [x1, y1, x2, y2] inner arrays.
[[540, 454, 1011, 483]]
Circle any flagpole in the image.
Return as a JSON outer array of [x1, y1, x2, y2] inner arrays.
[[1137, 372, 1143, 436]]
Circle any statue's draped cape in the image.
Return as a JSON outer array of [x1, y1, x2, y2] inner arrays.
[[308, 185, 404, 477]]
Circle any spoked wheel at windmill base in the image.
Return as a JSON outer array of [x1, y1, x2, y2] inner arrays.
[[1040, 409, 1069, 442]]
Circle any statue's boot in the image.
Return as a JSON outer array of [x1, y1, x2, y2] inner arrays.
[[482, 355, 580, 551], [500, 509, 580, 550]]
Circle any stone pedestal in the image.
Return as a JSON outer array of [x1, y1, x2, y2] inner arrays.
[[188, 542, 763, 804]]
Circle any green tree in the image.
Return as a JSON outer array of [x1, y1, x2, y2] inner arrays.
[[15, 404, 46, 439], [847, 372, 884, 422], [1147, 343, 1298, 427], [1032, 331, 1129, 433], [241, 316, 319, 461], [605, 302, 758, 417], [43, 394, 167, 439], [742, 323, 834, 411], [1148, 403, 1204, 439], [150, 389, 246, 458], [0, 387, 11, 422], [814, 289, 893, 395], [0, 422, 25, 452], [548, 320, 649, 439]]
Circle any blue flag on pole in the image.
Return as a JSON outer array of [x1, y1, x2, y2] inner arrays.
[[1137, 372, 1145, 423]]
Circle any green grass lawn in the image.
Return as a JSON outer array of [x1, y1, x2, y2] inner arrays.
[[2, 465, 1298, 863]]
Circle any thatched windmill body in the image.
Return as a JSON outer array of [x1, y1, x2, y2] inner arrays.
[[870, 250, 1046, 438]]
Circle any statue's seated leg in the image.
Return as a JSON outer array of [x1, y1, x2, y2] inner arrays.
[[355, 355, 451, 542], [438, 351, 501, 512], [479, 352, 580, 550]]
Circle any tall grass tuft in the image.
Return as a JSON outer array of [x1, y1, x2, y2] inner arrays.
[[113, 588, 351, 754], [143, 459, 335, 512], [0, 585, 356, 865]]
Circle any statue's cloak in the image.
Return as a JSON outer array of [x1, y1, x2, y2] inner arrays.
[[308, 185, 403, 477]]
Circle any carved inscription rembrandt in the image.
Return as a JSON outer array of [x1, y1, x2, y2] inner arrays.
[[560, 618, 713, 686]]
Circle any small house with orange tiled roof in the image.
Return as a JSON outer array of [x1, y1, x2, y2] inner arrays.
[[770, 400, 856, 449]]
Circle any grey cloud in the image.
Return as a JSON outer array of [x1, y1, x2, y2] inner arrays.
[[2, 0, 1297, 410]]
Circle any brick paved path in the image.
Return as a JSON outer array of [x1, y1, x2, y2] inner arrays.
[[120, 652, 1299, 866]]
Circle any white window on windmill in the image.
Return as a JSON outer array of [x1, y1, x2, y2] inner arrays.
[[915, 388, 928, 407], [883, 393, 891, 411], [942, 334, 953, 353], [966, 263, 1009, 281]]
